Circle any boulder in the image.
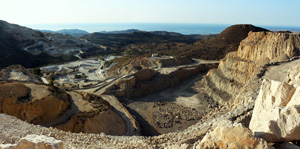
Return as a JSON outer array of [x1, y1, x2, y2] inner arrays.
[[287, 64, 300, 87], [250, 79, 300, 142], [197, 120, 271, 149], [0, 82, 70, 125], [0, 134, 63, 149]]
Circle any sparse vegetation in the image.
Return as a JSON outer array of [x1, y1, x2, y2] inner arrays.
[[49, 77, 55, 86], [74, 73, 88, 79], [33, 67, 41, 75]]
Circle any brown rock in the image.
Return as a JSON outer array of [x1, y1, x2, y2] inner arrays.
[[237, 31, 300, 62], [56, 109, 127, 136], [134, 69, 158, 81], [197, 120, 272, 149], [0, 134, 63, 149], [0, 82, 70, 125]]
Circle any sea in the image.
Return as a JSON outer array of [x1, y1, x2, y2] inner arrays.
[[25, 23, 300, 35]]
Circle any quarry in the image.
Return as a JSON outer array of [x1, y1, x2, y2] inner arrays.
[[1, 20, 300, 149]]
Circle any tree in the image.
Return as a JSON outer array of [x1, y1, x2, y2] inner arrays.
[[33, 68, 41, 75], [49, 77, 55, 86]]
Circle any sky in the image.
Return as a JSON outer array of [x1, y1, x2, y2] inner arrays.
[[0, 0, 299, 27]]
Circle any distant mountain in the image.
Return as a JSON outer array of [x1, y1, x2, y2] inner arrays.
[[0, 20, 104, 68], [39, 29, 89, 37], [84, 24, 269, 60], [99, 29, 141, 34], [99, 29, 185, 37], [83, 30, 198, 55]]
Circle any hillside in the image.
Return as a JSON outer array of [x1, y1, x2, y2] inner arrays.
[[84, 24, 268, 60], [83, 31, 196, 51], [40, 29, 89, 37], [0, 20, 104, 68], [179, 24, 269, 59]]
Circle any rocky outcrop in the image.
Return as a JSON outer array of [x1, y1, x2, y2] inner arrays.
[[155, 57, 193, 68], [0, 65, 40, 83], [287, 63, 300, 87], [106, 64, 218, 98], [249, 79, 300, 142], [0, 134, 63, 149], [0, 82, 71, 125], [198, 31, 300, 105], [197, 120, 271, 149], [197, 53, 259, 104], [237, 32, 300, 62], [56, 109, 127, 136]]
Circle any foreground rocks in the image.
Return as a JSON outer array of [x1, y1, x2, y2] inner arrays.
[[0, 82, 71, 125], [0, 134, 63, 149], [250, 79, 300, 142], [56, 109, 127, 136], [197, 120, 271, 149]]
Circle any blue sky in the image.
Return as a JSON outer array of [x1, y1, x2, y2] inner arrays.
[[0, 0, 299, 26]]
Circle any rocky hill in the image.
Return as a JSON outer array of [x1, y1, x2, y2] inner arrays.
[[83, 31, 196, 54], [101, 24, 269, 60], [40, 29, 89, 37], [0, 20, 104, 68]]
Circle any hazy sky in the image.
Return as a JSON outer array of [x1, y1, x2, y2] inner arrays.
[[0, 0, 299, 26]]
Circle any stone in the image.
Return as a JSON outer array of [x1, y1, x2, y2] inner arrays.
[[287, 64, 300, 87], [0, 134, 63, 149], [0, 82, 70, 125], [250, 79, 300, 142], [237, 31, 300, 62], [197, 120, 271, 149]]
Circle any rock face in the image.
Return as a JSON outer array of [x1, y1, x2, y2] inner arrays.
[[0, 82, 71, 125], [106, 63, 218, 98], [197, 120, 271, 149], [287, 63, 300, 87], [197, 52, 260, 104], [0, 65, 40, 83], [56, 109, 127, 136], [0, 134, 63, 149], [249, 79, 300, 142], [155, 57, 193, 68], [198, 31, 300, 105], [237, 32, 300, 62]]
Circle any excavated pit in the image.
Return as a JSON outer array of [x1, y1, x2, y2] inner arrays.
[[0, 81, 130, 136]]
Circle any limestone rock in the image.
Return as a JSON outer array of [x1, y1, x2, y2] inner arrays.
[[249, 79, 300, 142], [0, 134, 63, 149], [56, 109, 127, 136], [197, 120, 271, 149], [0, 82, 70, 125], [237, 31, 300, 62], [287, 64, 300, 87]]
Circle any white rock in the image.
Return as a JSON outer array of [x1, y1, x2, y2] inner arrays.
[[15, 134, 63, 149], [250, 79, 300, 142], [0, 144, 14, 149], [197, 120, 271, 149], [287, 64, 300, 87]]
